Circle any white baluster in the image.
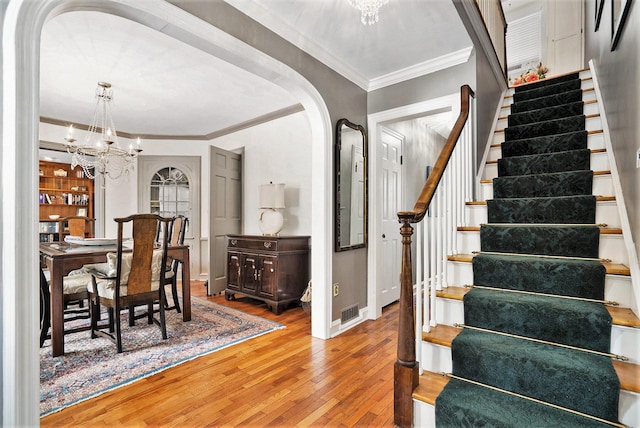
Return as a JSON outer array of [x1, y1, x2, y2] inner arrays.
[[435, 188, 442, 291], [451, 145, 459, 255], [415, 221, 423, 371], [423, 218, 430, 333]]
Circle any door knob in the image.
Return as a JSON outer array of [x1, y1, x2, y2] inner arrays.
[[382, 234, 386, 238]]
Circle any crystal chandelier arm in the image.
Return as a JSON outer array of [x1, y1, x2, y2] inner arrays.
[[64, 82, 138, 180]]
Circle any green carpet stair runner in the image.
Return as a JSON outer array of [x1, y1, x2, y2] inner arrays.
[[434, 73, 622, 426], [500, 130, 588, 157]]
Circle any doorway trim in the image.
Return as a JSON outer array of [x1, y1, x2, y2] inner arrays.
[[367, 92, 460, 319], [2, 0, 332, 424]]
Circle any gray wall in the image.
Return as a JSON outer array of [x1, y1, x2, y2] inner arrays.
[[368, 61, 475, 115], [452, 0, 506, 168], [168, 0, 369, 322], [584, 0, 640, 259], [0, 2, 5, 423], [168, 0, 507, 322]]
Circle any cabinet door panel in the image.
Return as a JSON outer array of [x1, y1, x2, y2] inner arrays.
[[259, 256, 277, 298], [227, 253, 241, 291], [242, 255, 259, 293]]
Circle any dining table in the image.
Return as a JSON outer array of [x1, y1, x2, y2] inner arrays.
[[40, 241, 191, 357]]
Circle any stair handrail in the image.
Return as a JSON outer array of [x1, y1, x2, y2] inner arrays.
[[399, 85, 474, 224], [394, 84, 475, 428]]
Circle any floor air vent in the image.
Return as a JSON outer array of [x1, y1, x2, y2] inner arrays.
[[341, 304, 359, 323]]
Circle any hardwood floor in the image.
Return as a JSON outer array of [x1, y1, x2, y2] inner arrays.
[[41, 282, 397, 427]]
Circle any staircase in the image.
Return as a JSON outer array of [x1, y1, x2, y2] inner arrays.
[[412, 70, 640, 427]]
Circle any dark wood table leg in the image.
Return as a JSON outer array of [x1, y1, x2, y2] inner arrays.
[[181, 248, 191, 321], [46, 257, 65, 357]]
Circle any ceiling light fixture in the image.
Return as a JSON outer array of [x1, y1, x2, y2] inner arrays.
[[348, 0, 389, 25], [65, 82, 142, 180]]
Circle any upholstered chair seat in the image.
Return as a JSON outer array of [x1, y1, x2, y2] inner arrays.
[[88, 250, 164, 300]]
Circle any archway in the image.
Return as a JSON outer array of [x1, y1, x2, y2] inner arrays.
[[2, 1, 332, 424]]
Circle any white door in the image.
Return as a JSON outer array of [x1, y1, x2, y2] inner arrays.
[[350, 144, 365, 244], [545, 0, 584, 76], [379, 127, 403, 308], [209, 146, 242, 294]]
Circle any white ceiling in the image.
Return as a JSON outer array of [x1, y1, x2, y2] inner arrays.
[[39, 1, 472, 138]]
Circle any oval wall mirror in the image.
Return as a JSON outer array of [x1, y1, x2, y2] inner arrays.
[[335, 118, 367, 252]]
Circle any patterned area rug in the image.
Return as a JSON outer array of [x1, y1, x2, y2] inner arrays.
[[40, 296, 284, 416]]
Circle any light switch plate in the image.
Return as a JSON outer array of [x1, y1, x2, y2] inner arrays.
[[637, 149, 640, 168]]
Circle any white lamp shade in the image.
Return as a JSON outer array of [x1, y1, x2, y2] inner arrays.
[[259, 183, 285, 209]]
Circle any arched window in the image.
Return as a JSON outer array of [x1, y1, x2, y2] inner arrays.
[[150, 167, 190, 217]]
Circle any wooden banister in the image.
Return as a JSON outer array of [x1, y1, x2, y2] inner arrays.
[[394, 84, 475, 427], [398, 85, 475, 224]]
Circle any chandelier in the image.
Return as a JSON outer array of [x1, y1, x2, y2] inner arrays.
[[348, 0, 389, 25], [65, 82, 142, 180]]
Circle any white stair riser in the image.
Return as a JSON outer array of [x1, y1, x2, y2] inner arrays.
[[483, 151, 610, 180], [488, 132, 605, 160], [429, 298, 639, 363], [420, 341, 453, 374], [447, 261, 633, 305], [479, 174, 614, 200], [612, 325, 640, 364], [413, 371, 639, 428], [467, 202, 621, 229], [435, 297, 464, 325], [414, 400, 436, 428], [619, 391, 640, 428], [457, 230, 628, 265]]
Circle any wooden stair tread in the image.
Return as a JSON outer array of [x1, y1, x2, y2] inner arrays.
[[436, 286, 639, 328], [447, 254, 630, 276], [467, 196, 616, 205], [457, 226, 622, 235], [413, 371, 449, 405], [422, 325, 640, 394], [608, 307, 640, 328]]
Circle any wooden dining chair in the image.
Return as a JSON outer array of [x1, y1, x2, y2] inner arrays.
[[87, 213, 173, 353], [59, 216, 95, 238], [163, 215, 188, 313], [39, 266, 94, 347]]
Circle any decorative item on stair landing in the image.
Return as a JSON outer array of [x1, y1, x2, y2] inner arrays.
[[511, 62, 549, 86], [435, 73, 625, 426]]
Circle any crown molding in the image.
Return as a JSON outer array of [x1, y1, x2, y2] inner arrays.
[[40, 103, 305, 141], [226, 0, 474, 92], [368, 46, 473, 91], [225, 0, 371, 90]]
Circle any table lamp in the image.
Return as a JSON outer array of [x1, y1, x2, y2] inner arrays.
[[258, 182, 285, 236]]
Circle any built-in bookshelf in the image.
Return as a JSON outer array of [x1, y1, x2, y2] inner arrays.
[[39, 160, 95, 242]]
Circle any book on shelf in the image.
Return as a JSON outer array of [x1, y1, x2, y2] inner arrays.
[[45, 193, 52, 204]]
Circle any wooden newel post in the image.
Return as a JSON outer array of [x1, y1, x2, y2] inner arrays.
[[394, 214, 419, 428]]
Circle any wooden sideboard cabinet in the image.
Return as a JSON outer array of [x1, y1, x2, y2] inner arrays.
[[225, 235, 310, 314]]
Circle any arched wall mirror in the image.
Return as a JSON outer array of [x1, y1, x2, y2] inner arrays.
[[335, 118, 367, 252]]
